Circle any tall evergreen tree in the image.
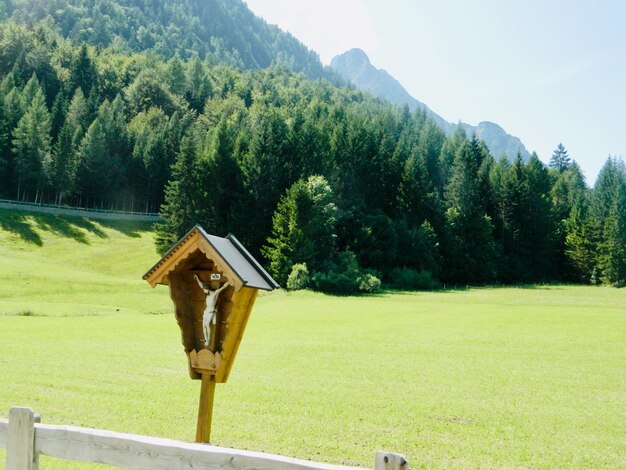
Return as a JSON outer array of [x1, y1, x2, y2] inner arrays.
[[594, 158, 626, 285], [564, 195, 595, 282], [12, 86, 51, 201], [155, 132, 205, 254], [549, 143, 571, 172], [69, 44, 96, 96], [238, 106, 290, 255], [524, 155, 558, 279], [128, 107, 172, 212], [50, 123, 77, 204], [75, 119, 111, 206], [65, 88, 90, 146], [0, 91, 8, 193], [201, 119, 244, 235], [443, 136, 497, 283], [185, 57, 212, 111], [263, 175, 338, 285]]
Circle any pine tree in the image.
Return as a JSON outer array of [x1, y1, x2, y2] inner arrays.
[[549, 143, 571, 172], [500, 154, 530, 280], [65, 88, 90, 146], [128, 107, 172, 212], [397, 150, 432, 226], [238, 106, 290, 254], [0, 91, 8, 191], [12, 86, 51, 201], [155, 132, 205, 254], [50, 123, 77, 204], [20, 74, 42, 111], [201, 119, 244, 235], [263, 175, 338, 285], [185, 57, 212, 111], [69, 44, 97, 96], [595, 159, 626, 285], [564, 195, 596, 282], [443, 136, 497, 283], [166, 54, 187, 96], [523, 156, 558, 280]]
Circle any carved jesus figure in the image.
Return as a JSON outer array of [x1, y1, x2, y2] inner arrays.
[[194, 275, 231, 348]]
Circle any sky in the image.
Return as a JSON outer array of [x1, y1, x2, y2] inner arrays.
[[244, 0, 626, 184]]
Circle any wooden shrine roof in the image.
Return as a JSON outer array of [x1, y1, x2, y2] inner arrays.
[[142, 225, 279, 291]]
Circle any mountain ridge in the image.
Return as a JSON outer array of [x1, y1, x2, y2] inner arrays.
[[331, 48, 531, 161], [2, 0, 332, 79]]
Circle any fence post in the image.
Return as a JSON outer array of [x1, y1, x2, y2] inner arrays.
[[6, 407, 38, 470], [375, 451, 408, 470]]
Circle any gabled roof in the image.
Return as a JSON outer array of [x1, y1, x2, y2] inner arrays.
[[142, 225, 279, 291]]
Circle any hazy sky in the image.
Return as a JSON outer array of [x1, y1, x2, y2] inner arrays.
[[244, 0, 625, 184]]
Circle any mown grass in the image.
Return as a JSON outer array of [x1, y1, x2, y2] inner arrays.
[[0, 209, 624, 469]]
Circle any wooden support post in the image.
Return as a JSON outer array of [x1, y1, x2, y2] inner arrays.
[[195, 373, 216, 443], [7, 407, 38, 470], [375, 451, 409, 470]]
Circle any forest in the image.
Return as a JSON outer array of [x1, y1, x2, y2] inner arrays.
[[0, 5, 625, 291]]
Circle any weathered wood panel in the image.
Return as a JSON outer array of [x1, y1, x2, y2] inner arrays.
[[34, 424, 360, 470], [0, 418, 7, 449], [216, 287, 256, 382], [7, 407, 37, 470]]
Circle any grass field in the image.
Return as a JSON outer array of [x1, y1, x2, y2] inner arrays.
[[0, 209, 625, 469]]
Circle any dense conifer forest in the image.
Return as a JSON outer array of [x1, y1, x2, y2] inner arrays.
[[0, 0, 624, 290]]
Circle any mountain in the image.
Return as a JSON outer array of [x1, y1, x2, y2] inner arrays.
[[331, 48, 531, 161], [2, 0, 330, 79]]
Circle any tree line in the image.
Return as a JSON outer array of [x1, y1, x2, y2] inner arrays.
[[0, 21, 624, 290]]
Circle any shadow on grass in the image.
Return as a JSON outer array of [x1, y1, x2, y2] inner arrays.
[[0, 211, 43, 245], [96, 218, 155, 238], [0, 211, 106, 244], [0, 208, 156, 245]]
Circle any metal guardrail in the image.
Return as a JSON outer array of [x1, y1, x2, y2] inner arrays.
[[0, 199, 162, 222], [0, 199, 160, 217]]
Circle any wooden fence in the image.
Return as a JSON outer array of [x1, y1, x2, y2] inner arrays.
[[0, 407, 408, 470]]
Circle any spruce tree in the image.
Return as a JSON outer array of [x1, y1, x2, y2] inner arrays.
[[523, 156, 558, 280], [549, 143, 571, 172], [185, 57, 212, 111], [69, 44, 96, 96], [155, 132, 204, 254], [263, 175, 337, 285], [75, 119, 110, 206], [201, 119, 244, 235], [50, 123, 77, 204], [397, 150, 432, 226], [20, 73, 42, 111], [0, 92, 8, 193], [65, 88, 90, 146], [443, 136, 497, 283], [12, 87, 51, 201], [595, 159, 626, 285], [166, 54, 187, 96], [564, 195, 596, 282], [238, 106, 290, 255]]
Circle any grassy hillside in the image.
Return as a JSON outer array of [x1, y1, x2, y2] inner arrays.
[[0, 209, 169, 317], [0, 209, 624, 469]]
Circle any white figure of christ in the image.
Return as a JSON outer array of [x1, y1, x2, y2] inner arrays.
[[194, 275, 231, 348]]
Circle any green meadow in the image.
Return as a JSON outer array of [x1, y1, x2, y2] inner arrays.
[[0, 209, 624, 469]]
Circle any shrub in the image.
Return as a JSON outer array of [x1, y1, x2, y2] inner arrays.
[[286, 263, 310, 290], [311, 251, 381, 295], [359, 273, 381, 293], [389, 267, 440, 290]]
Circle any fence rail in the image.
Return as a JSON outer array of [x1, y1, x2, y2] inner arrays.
[[0, 199, 161, 222], [1, 408, 408, 470]]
